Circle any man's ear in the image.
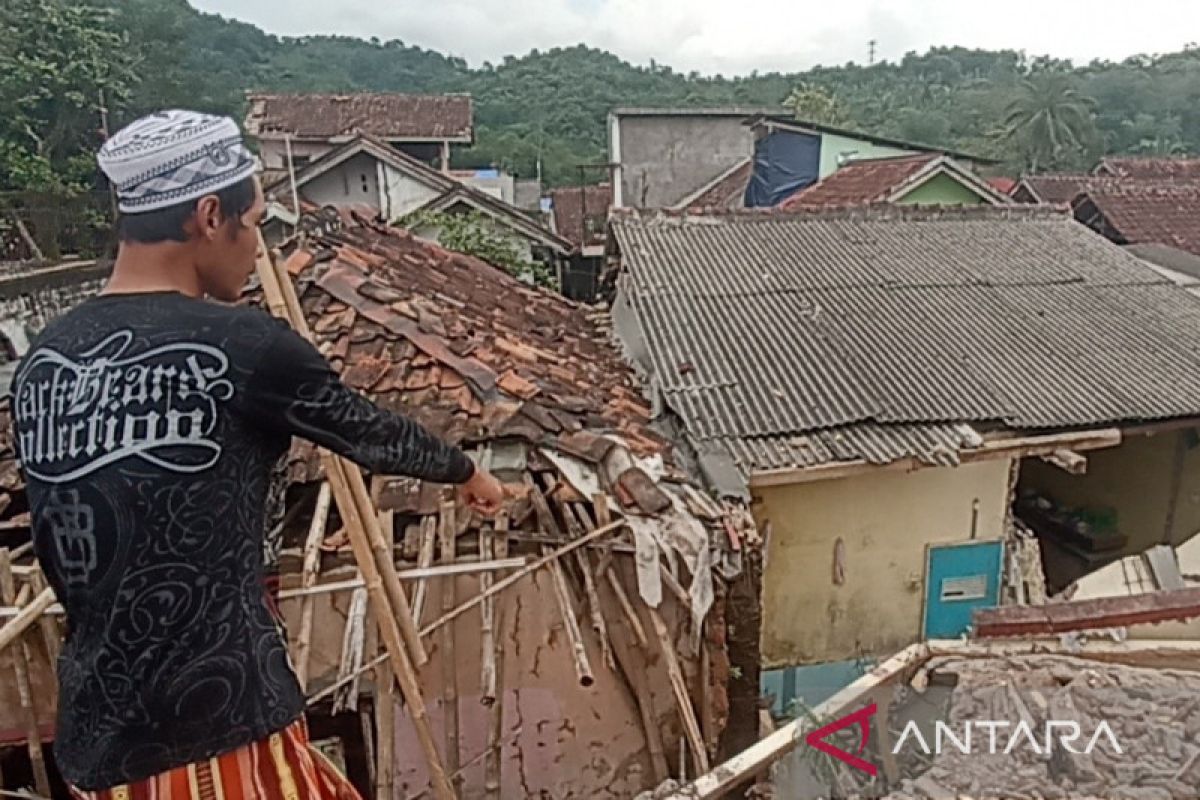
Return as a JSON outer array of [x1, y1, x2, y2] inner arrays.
[[194, 195, 223, 241]]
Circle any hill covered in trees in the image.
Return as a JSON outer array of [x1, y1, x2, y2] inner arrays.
[[3, 0, 1200, 195]]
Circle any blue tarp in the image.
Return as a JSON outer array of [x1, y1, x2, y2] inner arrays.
[[744, 130, 821, 207]]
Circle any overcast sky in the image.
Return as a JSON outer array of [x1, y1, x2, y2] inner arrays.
[[192, 0, 1200, 76]]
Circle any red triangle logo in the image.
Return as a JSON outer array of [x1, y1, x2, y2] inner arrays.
[[804, 702, 878, 776]]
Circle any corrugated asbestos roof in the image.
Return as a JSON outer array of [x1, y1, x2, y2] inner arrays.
[[611, 207, 1200, 475]]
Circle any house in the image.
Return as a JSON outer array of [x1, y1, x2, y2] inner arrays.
[[1094, 155, 1200, 180], [608, 107, 994, 211], [262, 135, 572, 269], [608, 206, 1200, 680], [549, 183, 612, 301], [742, 116, 996, 207], [608, 107, 785, 209], [676, 159, 755, 212], [1072, 183, 1200, 257], [244, 92, 473, 176], [0, 216, 760, 793], [777, 153, 1007, 210]]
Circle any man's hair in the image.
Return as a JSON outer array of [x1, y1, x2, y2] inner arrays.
[[117, 176, 257, 244]]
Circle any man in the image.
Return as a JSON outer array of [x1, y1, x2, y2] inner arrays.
[[10, 110, 504, 797]]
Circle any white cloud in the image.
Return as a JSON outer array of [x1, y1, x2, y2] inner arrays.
[[193, 0, 1200, 75]]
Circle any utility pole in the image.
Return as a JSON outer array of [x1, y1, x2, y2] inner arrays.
[[868, 39, 877, 66]]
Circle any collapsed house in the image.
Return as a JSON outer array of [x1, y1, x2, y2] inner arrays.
[[0, 213, 758, 799], [605, 205, 1200, 718]]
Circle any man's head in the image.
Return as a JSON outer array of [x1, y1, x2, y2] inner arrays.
[[98, 110, 266, 301]]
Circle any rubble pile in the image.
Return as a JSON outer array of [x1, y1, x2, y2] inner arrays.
[[885, 655, 1200, 800]]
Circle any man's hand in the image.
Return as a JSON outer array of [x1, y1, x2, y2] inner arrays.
[[461, 468, 504, 516]]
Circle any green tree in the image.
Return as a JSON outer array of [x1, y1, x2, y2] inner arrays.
[[1003, 72, 1098, 171], [400, 210, 555, 288], [783, 82, 854, 127]]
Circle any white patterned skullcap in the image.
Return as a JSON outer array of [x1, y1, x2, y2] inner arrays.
[[98, 109, 257, 214]]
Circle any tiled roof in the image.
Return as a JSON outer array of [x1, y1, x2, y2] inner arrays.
[[780, 153, 941, 209], [278, 219, 666, 482], [611, 207, 1200, 476], [245, 93, 473, 141], [549, 184, 612, 247], [1074, 183, 1200, 256], [1096, 157, 1200, 180], [682, 160, 753, 211], [1013, 174, 1123, 204], [987, 176, 1017, 195]]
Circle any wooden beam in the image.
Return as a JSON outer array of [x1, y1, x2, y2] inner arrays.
[[438, 501, 462, 785], [749, 428, 1122, 489], [669, 643, 929, 799], [1039, 448, 1087, 475], [0, 586, 54, 652], [0, 551, 50, 796], [295, 482, 332, 691]]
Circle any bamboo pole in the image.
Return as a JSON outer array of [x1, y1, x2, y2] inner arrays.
[[546, 546, 594, 687], [438, 501, 461, 784], [0, 585, 53, 653], [649, 607, 709, 774], [411, 516, 437, 625], [28, 571, 59, 664], [295, 481, 332, 690], [376, 503, 396, 800], [0, 551, 50, 796], [558, 499, 613, 669], [254, 244, 453, 799], [576, 497, 647, 648], [484, 515, 508, 798], [418, 519, 624, 639], [479, 520, 498, 707]]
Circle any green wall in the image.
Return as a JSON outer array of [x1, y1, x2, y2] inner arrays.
[[899, 172, 989, 206], [817, 132, 912, 177]]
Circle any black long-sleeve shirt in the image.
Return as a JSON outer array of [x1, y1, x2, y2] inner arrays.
[[10, 291, 474, 789]]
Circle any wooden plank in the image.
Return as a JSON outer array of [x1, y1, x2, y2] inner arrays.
[[668, 643, 929, 799], [1039, 448, 1087, 475], [0, 551, 50, 796], [295, 482, 332, 691]]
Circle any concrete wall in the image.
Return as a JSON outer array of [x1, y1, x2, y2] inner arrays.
[[899, 173, 989, 205], [380, 162, 441, 221], [613, 115, 756, 209], [1021, 429, 1200, 557], [301, 153, 382, 209], [818, 133, 912, 178], [755, 459, 1012, 668], [259, 139, 335, 171]]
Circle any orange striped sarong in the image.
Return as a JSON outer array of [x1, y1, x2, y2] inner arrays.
[[68, 720, 361, 800]]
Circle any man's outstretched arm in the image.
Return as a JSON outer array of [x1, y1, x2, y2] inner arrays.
[[243, 323, 503, 514]]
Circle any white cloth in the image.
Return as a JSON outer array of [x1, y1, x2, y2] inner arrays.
[[98, 109, 256, 214]]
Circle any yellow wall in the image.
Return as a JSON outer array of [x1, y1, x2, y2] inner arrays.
[[1021, 429, 1200, 554], [755, 459, 1013, 668]]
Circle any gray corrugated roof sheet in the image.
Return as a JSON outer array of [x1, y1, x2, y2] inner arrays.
[[612, 206, 1200, 474]]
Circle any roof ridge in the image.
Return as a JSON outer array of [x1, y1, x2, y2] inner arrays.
[[613, 203, 1070, 224]]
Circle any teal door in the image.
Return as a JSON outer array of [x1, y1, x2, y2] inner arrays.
[[923, 541, 1004, 639]]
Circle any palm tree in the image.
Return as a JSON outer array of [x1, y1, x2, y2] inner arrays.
[[1003, 73, 1097, 172]]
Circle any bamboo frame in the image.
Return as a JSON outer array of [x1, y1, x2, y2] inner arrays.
[[479, 520, 498, 707], [0, 551, 50, 796], [557, 497, 613, 670], [254, 243, 454, 799], [375, 502, 397, 800], [0, 585, 53, 652], [295, 482, 332, 690]]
